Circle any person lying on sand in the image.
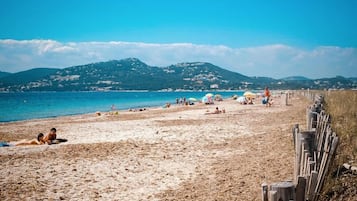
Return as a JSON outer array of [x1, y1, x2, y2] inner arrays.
[[1, 128, 67, 147], [20, 128, 66, 145], [15, 128, 58, 146], [205, 107, 225, 115], [13, 133, 46, 146], [129, 108, 147, 112]]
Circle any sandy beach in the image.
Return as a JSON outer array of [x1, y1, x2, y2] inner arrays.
[[0, 94, 308, 200]]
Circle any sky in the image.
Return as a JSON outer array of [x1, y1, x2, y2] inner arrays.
[[0, 0, 356, 78]]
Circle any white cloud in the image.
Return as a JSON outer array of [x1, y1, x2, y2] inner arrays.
[[0, 39, 356, 79]]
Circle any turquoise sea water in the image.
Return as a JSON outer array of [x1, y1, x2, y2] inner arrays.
[[0, 91, 244, 122]]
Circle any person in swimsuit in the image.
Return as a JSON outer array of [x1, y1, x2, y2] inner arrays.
[[264, 87, 272, 107], [14, 133, 45, 146], [43, 128, 57, 145]]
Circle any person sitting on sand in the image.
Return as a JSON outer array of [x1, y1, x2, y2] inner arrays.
[[247, 97, 254, 105], [42, 127, 68, 144], [43, 128, 57, 145]]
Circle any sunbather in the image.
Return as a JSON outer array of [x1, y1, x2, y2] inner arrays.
[[43, 128, 57, 145], [14, 133, 45, 146]]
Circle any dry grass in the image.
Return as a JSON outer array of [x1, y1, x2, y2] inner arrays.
[[320, 90, 357, 200], [325, 91, 357, 162]]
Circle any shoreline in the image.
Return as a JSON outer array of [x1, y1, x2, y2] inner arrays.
[[0, 98, 205, 124], [0, 104, 165, 124], [0, 91, 248, 123], [0, 90, 287, 123], [0, 89, 247, 93]]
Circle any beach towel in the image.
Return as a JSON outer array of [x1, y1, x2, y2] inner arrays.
[[0, 142, 10, 147], [51, 138, 68, 144], [262, 97, 268, 104]]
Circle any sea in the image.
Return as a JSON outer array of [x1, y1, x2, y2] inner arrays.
[[0, 91, 244, 122]]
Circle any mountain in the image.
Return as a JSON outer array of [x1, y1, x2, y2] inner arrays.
[[281, 76, 311, 81], [313, 76, 356, 89], [162, 62, 252, 90], [0, 71, 11, 78], [0, 58, 356, 91], [0, 68, 60, 86], [0, 58, 256, 91]]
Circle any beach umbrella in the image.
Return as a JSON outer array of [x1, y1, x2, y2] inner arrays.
[[214, 94, 223, 101], [188, 97, 198, 102], [243, 91, 256, 99], [205, 93, 214, 97], [237, 96, 246, 103], [202, 96, 208, 103]]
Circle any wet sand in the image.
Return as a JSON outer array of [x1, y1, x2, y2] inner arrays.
[[0, 94, 308, 200]]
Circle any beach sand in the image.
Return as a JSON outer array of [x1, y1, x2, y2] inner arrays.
[[0, 94, 308, 200]]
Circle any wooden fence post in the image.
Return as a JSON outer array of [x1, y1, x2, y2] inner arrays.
[[269, 190, 277, 201], [270, 181, 295, 201], [295, 176, 306, 201], [262, 183, 268, 201], [308, 171, 319, 201], [307, 108, 312, 130]]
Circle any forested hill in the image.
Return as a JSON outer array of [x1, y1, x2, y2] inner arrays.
[[0, 58, 356, 91]]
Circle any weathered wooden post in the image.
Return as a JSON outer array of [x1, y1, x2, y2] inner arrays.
[[292, 124, 299, 146], [269, 190, 277, 201], [306, 107, 313, 131], [299, 131, 315, 157], [311, 111, 318, 130], [285, 91, 289, 106], [308, 171, 319, 200], [295, 176, 306, 201], [295, 130, 302, 178], [270, 181, 295, 201], [292, 124, 300, 181], [262, 183, 268, 201]]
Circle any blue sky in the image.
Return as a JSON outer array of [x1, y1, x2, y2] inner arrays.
[[0, 0, 356, 78]]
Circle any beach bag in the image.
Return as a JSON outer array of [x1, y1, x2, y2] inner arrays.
[[262, 97, 268, 104]]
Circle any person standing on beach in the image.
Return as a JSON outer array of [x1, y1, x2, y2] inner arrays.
[[264, 87, 271, 107]]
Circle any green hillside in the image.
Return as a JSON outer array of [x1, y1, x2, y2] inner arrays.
[[0, 71, 11, 78], [0, 68, 59, 85], [0, 59, 356, 91]]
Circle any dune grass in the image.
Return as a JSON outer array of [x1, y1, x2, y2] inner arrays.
[[325, 90, 357, 162], [321, 90, 357, 200]]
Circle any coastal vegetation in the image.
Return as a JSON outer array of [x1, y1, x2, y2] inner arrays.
[[321, 90, 357, 200]]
